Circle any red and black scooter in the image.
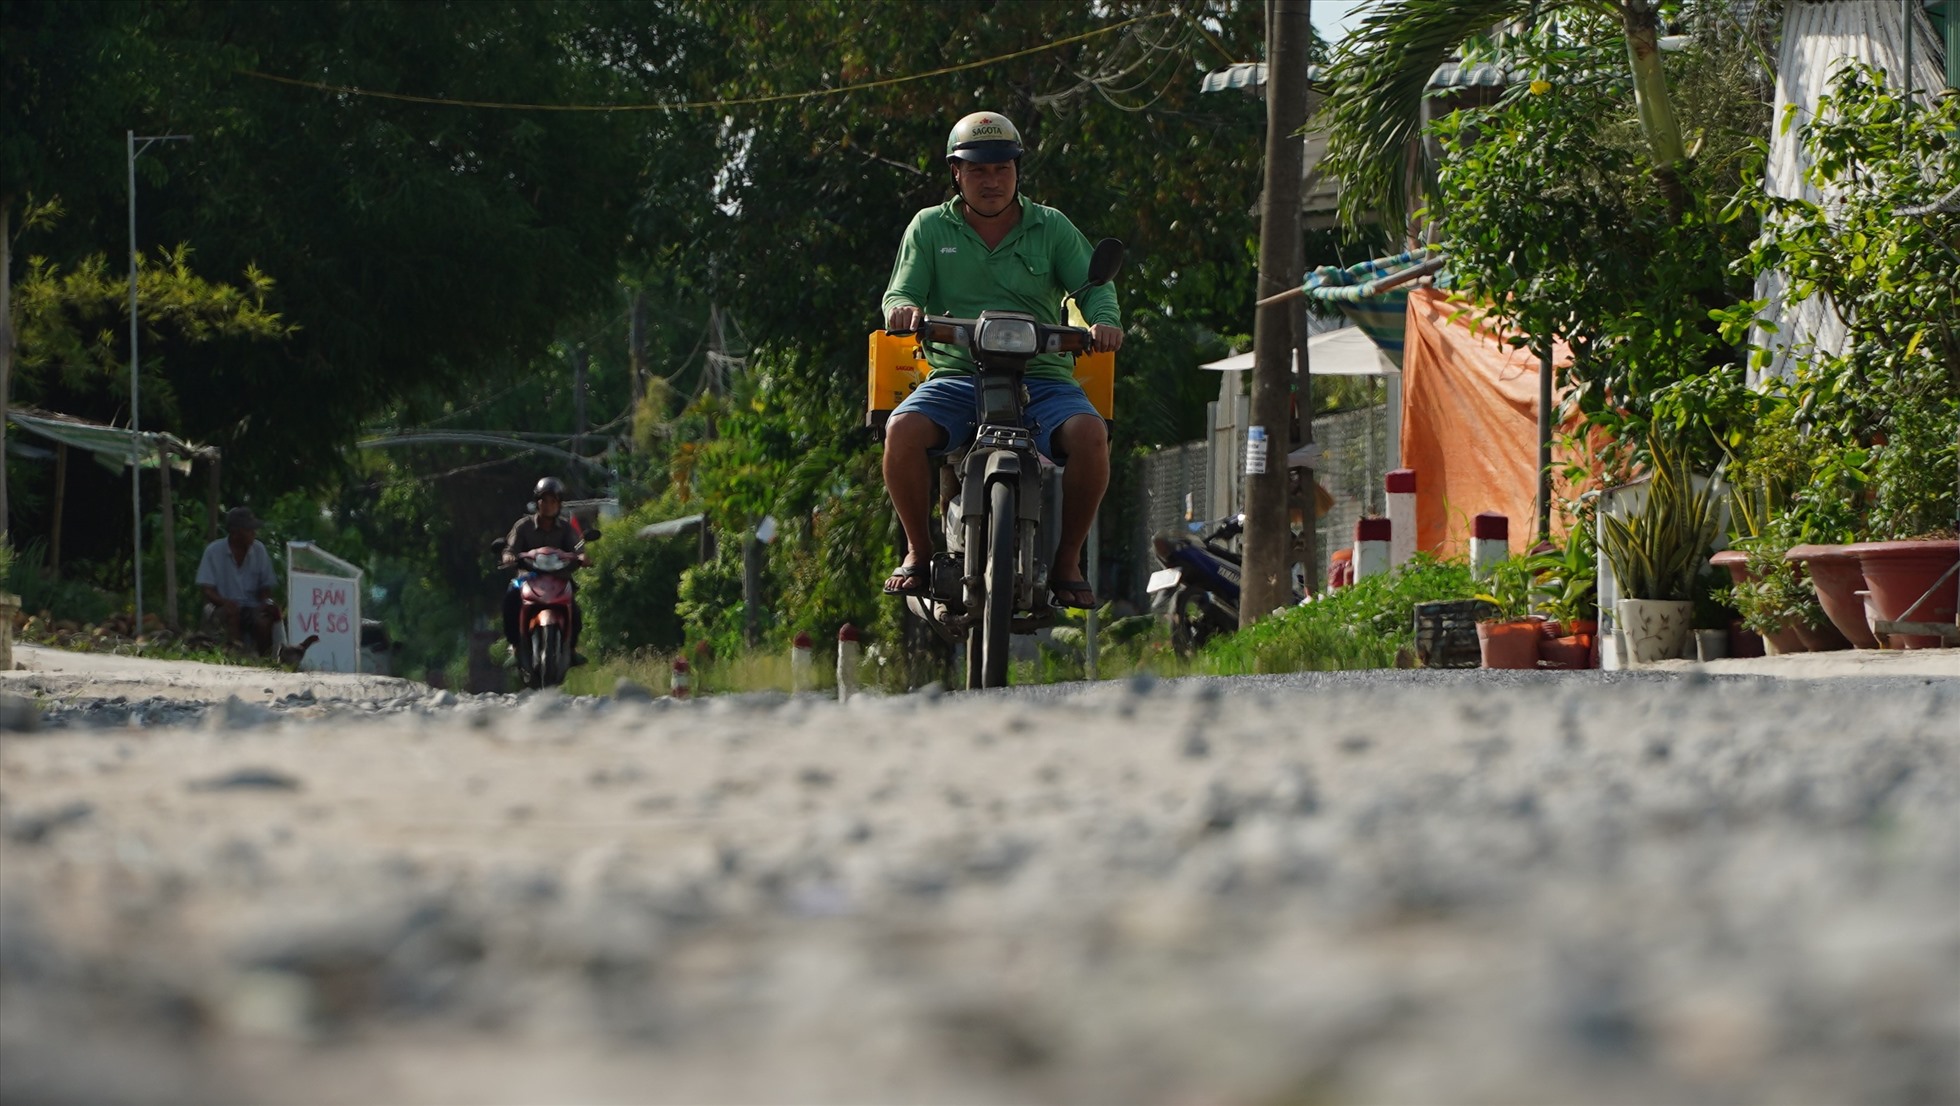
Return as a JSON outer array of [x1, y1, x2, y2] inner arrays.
[[490, 529, 599, 689]]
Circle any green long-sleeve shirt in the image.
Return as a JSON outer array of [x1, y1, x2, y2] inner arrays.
[[882, 195, 1120, 382]]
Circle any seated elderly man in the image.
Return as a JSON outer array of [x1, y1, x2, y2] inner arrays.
[[196, 506, 282, 655]]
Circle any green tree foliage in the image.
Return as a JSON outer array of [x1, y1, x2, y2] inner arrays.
[[581, 498, 693, 656], [1322, 0, 1697, 232], [2, 0, 697, 491], [12, 239, 291, 421], [1426, 23, 1764, 476], [1718, 63, 1960, 540]]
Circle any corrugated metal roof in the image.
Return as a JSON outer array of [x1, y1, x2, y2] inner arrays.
[[1199, 61, 1328, 95], [1426, 61, 1514, 89], [5, 406, 207, 472]]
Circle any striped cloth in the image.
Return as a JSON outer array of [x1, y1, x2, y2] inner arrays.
[[1301, 248, 1442, 368]]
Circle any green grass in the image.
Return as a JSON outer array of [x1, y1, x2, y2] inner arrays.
[[563, 556, 1485, 696], [565, 645, 843, 697], [1193, 555, 1477, 675]]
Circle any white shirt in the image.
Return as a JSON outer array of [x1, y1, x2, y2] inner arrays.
[[196, 538, 277, 608]]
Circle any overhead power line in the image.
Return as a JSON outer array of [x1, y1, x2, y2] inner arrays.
[[242, 11, 1174, 113], [358, 430, 613, 472]]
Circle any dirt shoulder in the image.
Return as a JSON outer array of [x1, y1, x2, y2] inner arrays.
[[1, 643, 425, 705]]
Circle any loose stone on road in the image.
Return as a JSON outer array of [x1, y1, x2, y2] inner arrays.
[[0, 643, 1954, 1105]]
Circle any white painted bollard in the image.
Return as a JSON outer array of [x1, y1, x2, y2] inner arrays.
[[1353, 517, 1391, 582], [670, 656, 692, 700], [791, 631, 813, 693], [836, 624, 859, 702], [1470, 512, 1510, 581], [1386, 469, 1416, 568]]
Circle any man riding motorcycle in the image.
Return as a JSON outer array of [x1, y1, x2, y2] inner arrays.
[[880, 110, 1124, 610], [500, 476, 587, 666]]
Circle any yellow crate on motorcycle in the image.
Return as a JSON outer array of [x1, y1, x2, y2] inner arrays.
[[865, 331, 1114, 434], [866, 331, 929, 434]]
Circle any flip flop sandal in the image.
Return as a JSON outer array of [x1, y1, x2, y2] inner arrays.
[[882, 563, 930, 596], [1050, 579, 1096, 609]]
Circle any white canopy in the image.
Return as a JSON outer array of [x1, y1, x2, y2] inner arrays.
[[1197, 325, 1397, 376]]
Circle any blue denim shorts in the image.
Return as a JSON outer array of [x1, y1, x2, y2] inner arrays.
[[891, 375, 1105, 463]]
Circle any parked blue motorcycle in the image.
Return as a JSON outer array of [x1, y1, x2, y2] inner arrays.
[[1147, 514, 1248, 657]]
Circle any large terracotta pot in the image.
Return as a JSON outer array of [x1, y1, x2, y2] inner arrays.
[[1847, 539, 1960, 649], [1476, 619, 1541, 670], [1785, 545, 1879, 649], [1792, 618, 1851, 652], [1727, 617, 1765, 658], [1616, 599, 1692, 666], [1709, 549, 1751, 586]]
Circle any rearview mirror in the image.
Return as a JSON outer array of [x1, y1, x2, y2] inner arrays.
[[582, 529, 603, 543], [1086, 238, 1125, 287], [490, 537, 508, 554]]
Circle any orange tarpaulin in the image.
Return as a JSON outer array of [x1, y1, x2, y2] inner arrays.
[[1399, 287, 1592, 558]]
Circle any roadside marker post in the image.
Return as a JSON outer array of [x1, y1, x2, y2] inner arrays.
[[1470, 513, 1510, 581], [836, 624, 859, 702], [1354, 517, 1391, 582], [1386, 469, 1417, 568], [791, 631, 813, 693]]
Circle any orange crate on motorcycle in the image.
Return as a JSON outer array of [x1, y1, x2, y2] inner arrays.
[[866, 331, 929, 434], [866, 331, 1115, 434], [1072, 349, 1114, 421]]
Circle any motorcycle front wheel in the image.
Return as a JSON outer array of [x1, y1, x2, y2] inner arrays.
[[1168, 586, 1221, 659], [978, 480, 1016, 687], [964, 516, 986, 690], [1167, 587, 1199, 658], [535, 624, 565, 688]]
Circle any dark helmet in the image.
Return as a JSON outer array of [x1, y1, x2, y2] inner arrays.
[[945, 111, 1023, 164], [533, 476, 566, 501]]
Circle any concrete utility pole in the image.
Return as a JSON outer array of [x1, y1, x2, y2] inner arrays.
[[1241, 0, 1310, 628]]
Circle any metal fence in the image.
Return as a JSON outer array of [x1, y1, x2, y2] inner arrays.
[[1132, 400, 1393, 601]]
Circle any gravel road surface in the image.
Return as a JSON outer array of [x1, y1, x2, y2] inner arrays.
[[1, 645, 1955, 1105]]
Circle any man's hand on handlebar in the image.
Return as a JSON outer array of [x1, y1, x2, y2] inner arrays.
[[886, 305, 922, 334], [1090, 324, 1124, 354]]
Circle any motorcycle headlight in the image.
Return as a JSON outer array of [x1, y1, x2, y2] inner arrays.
[[976, 318, 1038, 355]]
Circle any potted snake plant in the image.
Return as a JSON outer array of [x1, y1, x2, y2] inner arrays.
[[1599, 437, 1721, 665]]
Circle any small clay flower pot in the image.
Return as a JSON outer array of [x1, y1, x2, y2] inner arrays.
[[1476, 619, 1541, 670]]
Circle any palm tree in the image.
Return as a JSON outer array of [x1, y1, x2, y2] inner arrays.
[[1320, 0, 1690, 231]]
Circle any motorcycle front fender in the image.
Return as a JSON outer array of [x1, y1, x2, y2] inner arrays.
[[521, 573, 573, 606], [959, 449, 1021, 521]]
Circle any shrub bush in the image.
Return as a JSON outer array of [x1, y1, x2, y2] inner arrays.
[[581, 498, 695, 657], [1199, 554, 1476, 673]]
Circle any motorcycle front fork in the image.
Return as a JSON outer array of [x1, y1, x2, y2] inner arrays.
[[932, 452, 1060, 625]]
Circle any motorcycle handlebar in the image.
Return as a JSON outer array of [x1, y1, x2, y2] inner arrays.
[[891, 314, 1096, 354]]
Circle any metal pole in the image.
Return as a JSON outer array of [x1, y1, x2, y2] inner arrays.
[[128, 130, 141, 627], [1538, 344, 1553, 543], [125, 130, 189, 629], [1085, 517, 1099, 680]]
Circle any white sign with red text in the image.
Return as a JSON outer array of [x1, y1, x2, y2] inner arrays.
[[288, 568, 361, 673]]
